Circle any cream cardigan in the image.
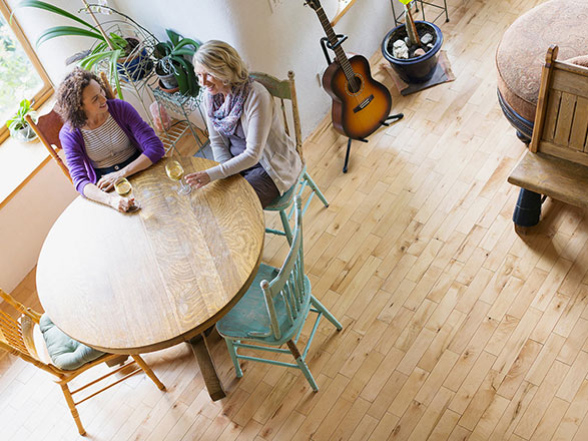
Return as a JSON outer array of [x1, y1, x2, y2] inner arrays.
[[204, 81, 302, 195]]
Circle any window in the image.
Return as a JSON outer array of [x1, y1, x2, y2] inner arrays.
[[0, 0, 52, 143]]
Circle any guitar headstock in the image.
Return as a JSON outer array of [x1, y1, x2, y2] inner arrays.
[[305, 0, 322, 11]]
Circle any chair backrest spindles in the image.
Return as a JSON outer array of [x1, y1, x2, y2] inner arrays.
[[531, 44, 588, 164], [250, 70, 304, 162], [0, 289, 42, 323], [0, 311, 31, 357], [258, 197, 306, 341], [0, 289, 62, 376]]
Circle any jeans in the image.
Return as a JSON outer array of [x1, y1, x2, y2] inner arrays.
[[94, 149, 141, 180]]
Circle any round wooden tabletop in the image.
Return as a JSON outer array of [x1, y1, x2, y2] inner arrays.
[[36, 157, 264, 354]]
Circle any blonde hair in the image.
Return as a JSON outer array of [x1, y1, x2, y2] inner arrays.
[[193, 40, 249, 87]]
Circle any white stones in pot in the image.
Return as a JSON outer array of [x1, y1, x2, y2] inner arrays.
[[393, 39, 410, 59]]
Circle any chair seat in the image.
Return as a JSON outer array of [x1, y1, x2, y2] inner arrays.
[[39, 314, 104, 371], [264, 178, 298, 211], [509, 152, 588, 209], [216, 263, 312, 345]]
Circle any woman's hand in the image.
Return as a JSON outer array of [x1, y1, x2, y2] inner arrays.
[[185, 171, 211, 189], [97, 170, 123, 192], [109, 194, 136, 213]]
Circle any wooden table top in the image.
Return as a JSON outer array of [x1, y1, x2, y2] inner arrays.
[[36, 157, 264, 354]]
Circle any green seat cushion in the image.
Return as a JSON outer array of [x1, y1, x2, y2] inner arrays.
[[216, 263, 311, 344], [39, 314, 105, 371]]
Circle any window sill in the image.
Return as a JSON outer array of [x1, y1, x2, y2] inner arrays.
[[0, 99, 56, 209]]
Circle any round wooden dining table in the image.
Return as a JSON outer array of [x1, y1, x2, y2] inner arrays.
[[36, 156, 265, 401]]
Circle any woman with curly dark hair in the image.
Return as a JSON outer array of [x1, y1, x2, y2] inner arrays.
[[57, 67, 164, 212]]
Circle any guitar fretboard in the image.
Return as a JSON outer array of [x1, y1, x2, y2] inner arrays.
[[313, 5, 358, 89]]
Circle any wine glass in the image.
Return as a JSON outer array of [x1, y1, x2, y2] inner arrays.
[[165, 160, 191, 195], [114, 177, 139, 211], [114, 177, 132, 197]]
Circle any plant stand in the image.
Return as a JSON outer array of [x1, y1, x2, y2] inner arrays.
[[319, 36, 403, 173], [84, 4, 208, 155], [149, 84, 209, 156], [390, 0, 449, 26]]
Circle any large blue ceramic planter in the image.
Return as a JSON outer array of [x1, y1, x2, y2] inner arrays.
[[382, 21, 443, 84]]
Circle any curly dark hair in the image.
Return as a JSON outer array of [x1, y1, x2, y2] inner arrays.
[[55, 68, 112, 129]]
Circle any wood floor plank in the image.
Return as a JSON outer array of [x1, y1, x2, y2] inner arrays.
[[514, 361, 570, 439], [553, 379, 588, 441]]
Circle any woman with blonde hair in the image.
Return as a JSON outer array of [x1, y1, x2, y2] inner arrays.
[[185, 40, 302, 208], [57, 67, 165, 212]]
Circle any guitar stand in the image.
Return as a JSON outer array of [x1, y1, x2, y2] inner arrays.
[[342, 113, 404, 173], [319, 37, 405, 173]]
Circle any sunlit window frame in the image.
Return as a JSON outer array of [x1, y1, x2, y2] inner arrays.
[[0, 0, 53, 144]]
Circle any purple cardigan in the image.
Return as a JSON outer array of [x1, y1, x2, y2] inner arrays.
[[60, 99, 165, 195]]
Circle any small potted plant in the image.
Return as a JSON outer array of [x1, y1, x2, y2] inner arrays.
[[381, 0, 443, 83], [153, 29, 200, 96], [6, 99, 38, 142]]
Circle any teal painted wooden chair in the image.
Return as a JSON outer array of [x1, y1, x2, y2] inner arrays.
[[216, 196, 342, 391], [251, 71, 329, 244]]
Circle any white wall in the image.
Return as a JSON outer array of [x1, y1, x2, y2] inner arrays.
[[0, 161, 77, 291], [1, 0, 399, 291], [112, 0, 398, 137]]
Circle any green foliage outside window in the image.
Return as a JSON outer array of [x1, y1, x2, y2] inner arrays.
[[0, 14, 43, 126]]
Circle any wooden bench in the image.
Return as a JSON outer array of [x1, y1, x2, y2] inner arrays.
[[508, 45, 588, 223]]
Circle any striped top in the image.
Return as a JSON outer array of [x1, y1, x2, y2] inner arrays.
[[81, 115, 137, 169]]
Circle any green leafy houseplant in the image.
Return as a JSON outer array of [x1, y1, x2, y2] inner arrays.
[[153, 29, 200, 96], [6, 98, 38, 141], [15, 0, 153, 98]]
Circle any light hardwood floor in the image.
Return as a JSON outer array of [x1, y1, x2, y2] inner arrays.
[[3, 0, 588, 439]]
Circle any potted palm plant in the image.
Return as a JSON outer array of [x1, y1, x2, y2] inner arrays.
[[6, 99, 38, 142], [381, 0, 443, 83], [15, 0, 153, 98], [153, 29, 200, 96]]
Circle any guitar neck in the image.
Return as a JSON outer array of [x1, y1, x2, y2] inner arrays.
[[313, 5, 356, 81]]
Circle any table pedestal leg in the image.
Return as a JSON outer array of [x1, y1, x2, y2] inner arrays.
[[105, 354, 129, 367], [188, 333, 226, 401]]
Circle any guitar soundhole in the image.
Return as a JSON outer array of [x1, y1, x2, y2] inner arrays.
[[347, 75, 362, 94]]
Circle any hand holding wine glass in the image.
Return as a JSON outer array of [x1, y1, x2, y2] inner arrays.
[[185, 170, 211, 189], [113, 177, 139, 212], [165, 159, 192, 195]]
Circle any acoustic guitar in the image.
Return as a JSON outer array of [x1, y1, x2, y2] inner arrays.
[[306, 0, 392, 140]]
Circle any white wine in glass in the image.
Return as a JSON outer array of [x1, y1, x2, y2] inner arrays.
[[114, 177, 132, 197], [165, 160, 191, 195], [114, 177, 139, 211]]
